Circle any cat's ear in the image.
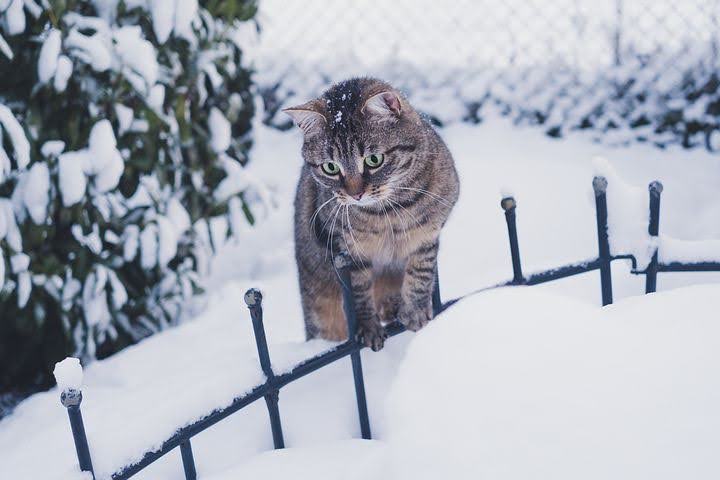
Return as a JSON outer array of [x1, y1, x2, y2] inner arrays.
[[283, 102, 327, 137], [361, 91, 402, 120]]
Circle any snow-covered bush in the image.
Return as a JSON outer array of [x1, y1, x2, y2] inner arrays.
[[0, 0, 260, 392]]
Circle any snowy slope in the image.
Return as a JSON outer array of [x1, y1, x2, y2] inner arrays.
[[386, 286, 720, 479], [1, 116, 719, 479], [208, 285, 720, 480]]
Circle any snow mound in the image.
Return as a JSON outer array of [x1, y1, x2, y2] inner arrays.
[[385, 286, 720, 480], [207, 440, 387, 480]]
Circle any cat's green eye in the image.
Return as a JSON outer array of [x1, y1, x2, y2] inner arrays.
[[320, 162, 341, 176], [364, 154, 384, 169]]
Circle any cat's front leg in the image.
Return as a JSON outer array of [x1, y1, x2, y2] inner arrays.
[[398, 240, 438, 332], [349, 268, 387, 351]]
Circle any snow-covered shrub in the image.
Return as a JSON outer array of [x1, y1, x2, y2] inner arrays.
[[0, 0, 260, 391]]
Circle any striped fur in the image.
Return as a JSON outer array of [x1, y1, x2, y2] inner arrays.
[[286, 78, 459, 351]]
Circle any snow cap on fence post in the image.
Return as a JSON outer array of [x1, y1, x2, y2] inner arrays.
[[54, 357, 83, 404], [53, 357, 95, 476]]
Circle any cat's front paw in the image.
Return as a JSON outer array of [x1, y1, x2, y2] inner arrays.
[[356, 318, 387, 352], [398, 304, 432, 332]]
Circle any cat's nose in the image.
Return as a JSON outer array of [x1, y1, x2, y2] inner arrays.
[[344, 176, 365, 200]]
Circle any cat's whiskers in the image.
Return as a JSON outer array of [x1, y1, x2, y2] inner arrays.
[[383, 198, 412, 244], [386, 197, 424, 230], [310, 196, 337, 231], [324, 203, 343, 262], [378, 199, 397, 256], [343, 204, 367, 269], [391, 186, 454, 209]]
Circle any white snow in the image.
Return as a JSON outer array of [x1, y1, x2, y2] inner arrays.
[[58, 151, 88, 207], [149, 0, 175, 44], [113, 26, 158, 90], [0, 198, 22, 251], [123, 224, 140, 262], [41, 140, 66, 157], [173, 0, 198, 40], [37, 29, 62, 84], [208, 107, 231, 153], [107, 269, 128, 309], [384, 286, 720, 480], [53, 357, 84, 392], [16, 270, 31, 307], [659, 235, 720, 265], [22, 162, 50, 224], [166, 197, 191, 234], [115, 104, 134, 135], [10, 252, 29, 273], [0, 104, 30, 169], [58, 120, 125, 204], [65, 29, 112, 72], [156, 215, 178, 267], [53, 55, 73, 92], [0, 31, 13, 59], [207, 440, 386, 480], [140, 223, 159, 269], [147, 83, 164, 110], [214, 155, 251, 202], [5, 0, 25, 35]]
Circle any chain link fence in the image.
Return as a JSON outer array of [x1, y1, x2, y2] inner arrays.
[[253, 0, 720, 149]]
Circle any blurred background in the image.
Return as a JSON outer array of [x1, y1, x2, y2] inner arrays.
[[256, 0, 720, 149]]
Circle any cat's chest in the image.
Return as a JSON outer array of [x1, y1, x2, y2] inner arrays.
[[343, 214, 436, 263]]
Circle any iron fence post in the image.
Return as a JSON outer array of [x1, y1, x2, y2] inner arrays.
[[245, 288, 285, 449], [501, 196, 524, 284], [335, 253, 372, 440], [179, 440, 197, 480], [593, 176, 613, 305], [645, 181, 663, 293], [60, 389, 95, 478], [432, 262, 442, 317]]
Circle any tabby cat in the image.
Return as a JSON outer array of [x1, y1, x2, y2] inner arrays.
[[285, 78, 459, 351]]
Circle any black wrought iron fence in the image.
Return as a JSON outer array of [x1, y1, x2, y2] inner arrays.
[[57, 175, 720, 480]]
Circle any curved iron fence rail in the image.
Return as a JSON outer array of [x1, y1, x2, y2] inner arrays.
[[57, 176, 720, 480]]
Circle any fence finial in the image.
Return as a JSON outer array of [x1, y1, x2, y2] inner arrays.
[[649, 180, 663, 195], [244, 288, 263, 307], [500, 196, 516, 211], [592, 176, 608, 195]]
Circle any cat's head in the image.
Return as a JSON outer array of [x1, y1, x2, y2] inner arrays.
[[284, 78, 426, 206]]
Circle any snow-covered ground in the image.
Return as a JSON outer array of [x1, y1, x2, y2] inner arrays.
[[1, 115, 719, 479]]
